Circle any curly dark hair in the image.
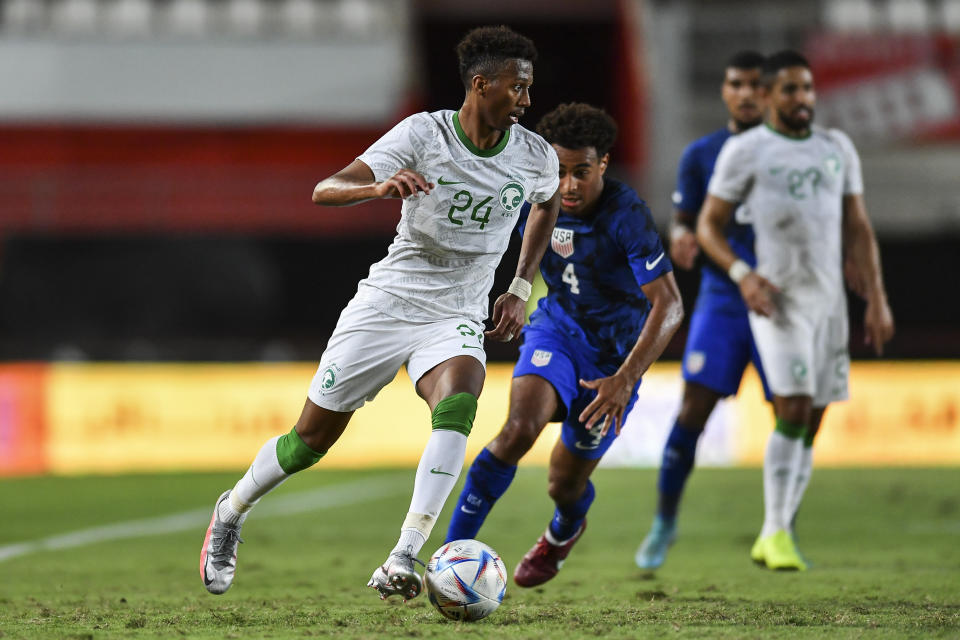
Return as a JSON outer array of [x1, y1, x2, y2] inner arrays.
[[456, 25, 537, 90], [536, 103, 619, 157]]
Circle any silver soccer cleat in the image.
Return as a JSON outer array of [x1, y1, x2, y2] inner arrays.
[[367, 551, 425, 601], [200, 490, 244, 594]]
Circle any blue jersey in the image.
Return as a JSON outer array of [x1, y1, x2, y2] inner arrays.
[[673, 128, 756, 314], [517, 178, 671, 364]]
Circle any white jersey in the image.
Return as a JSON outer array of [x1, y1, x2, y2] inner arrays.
[[354, 110, 560, 323], [708, 124, 863, 311]]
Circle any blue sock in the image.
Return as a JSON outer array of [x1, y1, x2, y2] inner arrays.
[[445, 448, 517, 543], [548, 480, 595, 542], [656, 421, 702, 521]]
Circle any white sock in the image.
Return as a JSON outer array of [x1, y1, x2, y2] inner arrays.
[[218, 435, 291, 526], [392, 525, 428, 557], [760, 430, 804, 537], [789, 444, 814, 531], [391, 429, 467, 557]]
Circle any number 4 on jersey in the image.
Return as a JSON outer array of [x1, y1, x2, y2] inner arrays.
[[562, 263, 580, 294]]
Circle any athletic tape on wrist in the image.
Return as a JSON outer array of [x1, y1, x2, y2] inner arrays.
[[727, 259, 752, 284], [507, 277, 532, 302]]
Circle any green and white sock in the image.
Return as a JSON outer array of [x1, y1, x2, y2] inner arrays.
[[760, 419, 805, 538], [221, 428, 325, 525], [789, 443, 814, 531], [394, 429, 467, 557], [392, 514, 430, 557], [391, 393, 475, 557]]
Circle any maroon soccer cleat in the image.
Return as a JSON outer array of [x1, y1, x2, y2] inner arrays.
[[513, 520, 587, 588]]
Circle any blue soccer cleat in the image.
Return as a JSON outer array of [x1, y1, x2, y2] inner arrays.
[[635, 515, 677, 570]]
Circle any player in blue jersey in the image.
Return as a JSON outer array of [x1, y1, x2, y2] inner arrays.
[[445, 103, 683, 587], [635, 51, 769, 570]]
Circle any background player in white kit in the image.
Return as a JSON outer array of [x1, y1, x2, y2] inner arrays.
[[698, 50, 894, 570], [199, 25, 560, 600]]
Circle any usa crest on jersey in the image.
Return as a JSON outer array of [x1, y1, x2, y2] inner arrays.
[[531, 349, 553, 367], [551, 228, 575, 258]]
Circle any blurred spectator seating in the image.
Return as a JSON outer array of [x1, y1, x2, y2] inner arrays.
[[0, 0, 399, 39]]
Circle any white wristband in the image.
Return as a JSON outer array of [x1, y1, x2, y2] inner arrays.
[[507, 277, 532, 302], [670, 224, 693, 243], [727, 259, 752, 284]]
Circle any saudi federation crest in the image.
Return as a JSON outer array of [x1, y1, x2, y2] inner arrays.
[[499, 181, 525, 212], [551, 228, 575, 258], [791, 358, 808, 383], [319, 364, 340, 393], [824, 153, 842, 176]]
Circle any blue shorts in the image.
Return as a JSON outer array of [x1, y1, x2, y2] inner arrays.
[[682, 303, 771, 400], [513, 323, 641, 460]]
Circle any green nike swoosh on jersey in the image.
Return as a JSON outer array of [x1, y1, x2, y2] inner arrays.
[[430, 467, 455, 476], [437, 177, 465, 185], [461, 344, 483, 350]]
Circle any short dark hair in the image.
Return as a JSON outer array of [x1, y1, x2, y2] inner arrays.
[[726, 50, 765, 71], [762, 49, 810, 84], [456, 25, 537, 90], [536, 103, 619, 158]]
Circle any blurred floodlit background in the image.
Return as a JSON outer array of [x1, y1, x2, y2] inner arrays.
[[0, 0, 958, 475]]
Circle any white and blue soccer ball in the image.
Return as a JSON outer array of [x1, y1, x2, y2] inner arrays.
[[425, 539, 507, 621]]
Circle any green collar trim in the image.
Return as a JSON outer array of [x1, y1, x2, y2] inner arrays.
[[453, 111, 510, 157], [765, 122, 812, 141]]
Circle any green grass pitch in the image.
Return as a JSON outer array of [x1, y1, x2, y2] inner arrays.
[[0, 467, 957, 638]]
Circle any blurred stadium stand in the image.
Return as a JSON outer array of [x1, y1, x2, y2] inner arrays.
[[0, 0, 957, 361], [1, 0, 400, 38]]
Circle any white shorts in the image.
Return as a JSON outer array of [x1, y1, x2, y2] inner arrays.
[[749, 305, 849, 407], [307, 298, 487, 412]]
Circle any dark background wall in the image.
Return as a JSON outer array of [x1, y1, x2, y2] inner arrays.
[[1, 232, 956, 362], [1, 4, 956, 363]]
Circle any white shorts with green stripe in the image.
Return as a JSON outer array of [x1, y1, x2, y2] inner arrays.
[[307, 297, 487, 413], [748, 301, 849, 407]]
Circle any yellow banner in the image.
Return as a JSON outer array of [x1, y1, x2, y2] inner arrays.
[[45, 363, 560, 473], [42, 361, 960, 473], [734, 362, 960, 465]]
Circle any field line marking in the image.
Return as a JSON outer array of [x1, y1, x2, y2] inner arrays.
[[905, 520, 960, 534], [0, 474, 409, 563]]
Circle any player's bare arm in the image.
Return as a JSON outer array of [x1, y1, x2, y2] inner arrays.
[[669, 209, 700, 270], [486, 190, 561, 343], [311, 159, 434, 206], [843, 252, 868, 299], [842, 193, 895, 355], [697, 194, 779, 316], [578, 271, 683, 435]]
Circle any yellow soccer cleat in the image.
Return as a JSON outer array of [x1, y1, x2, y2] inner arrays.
[[762, 530, 808, 571], [750, 533, 766, 565]]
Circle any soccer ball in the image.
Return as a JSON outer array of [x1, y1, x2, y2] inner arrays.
[[425, 539, 507, 621]]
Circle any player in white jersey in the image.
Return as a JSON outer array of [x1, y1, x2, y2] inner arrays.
[[698, 50, 894, 570], [199, 25, 560, 600]]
